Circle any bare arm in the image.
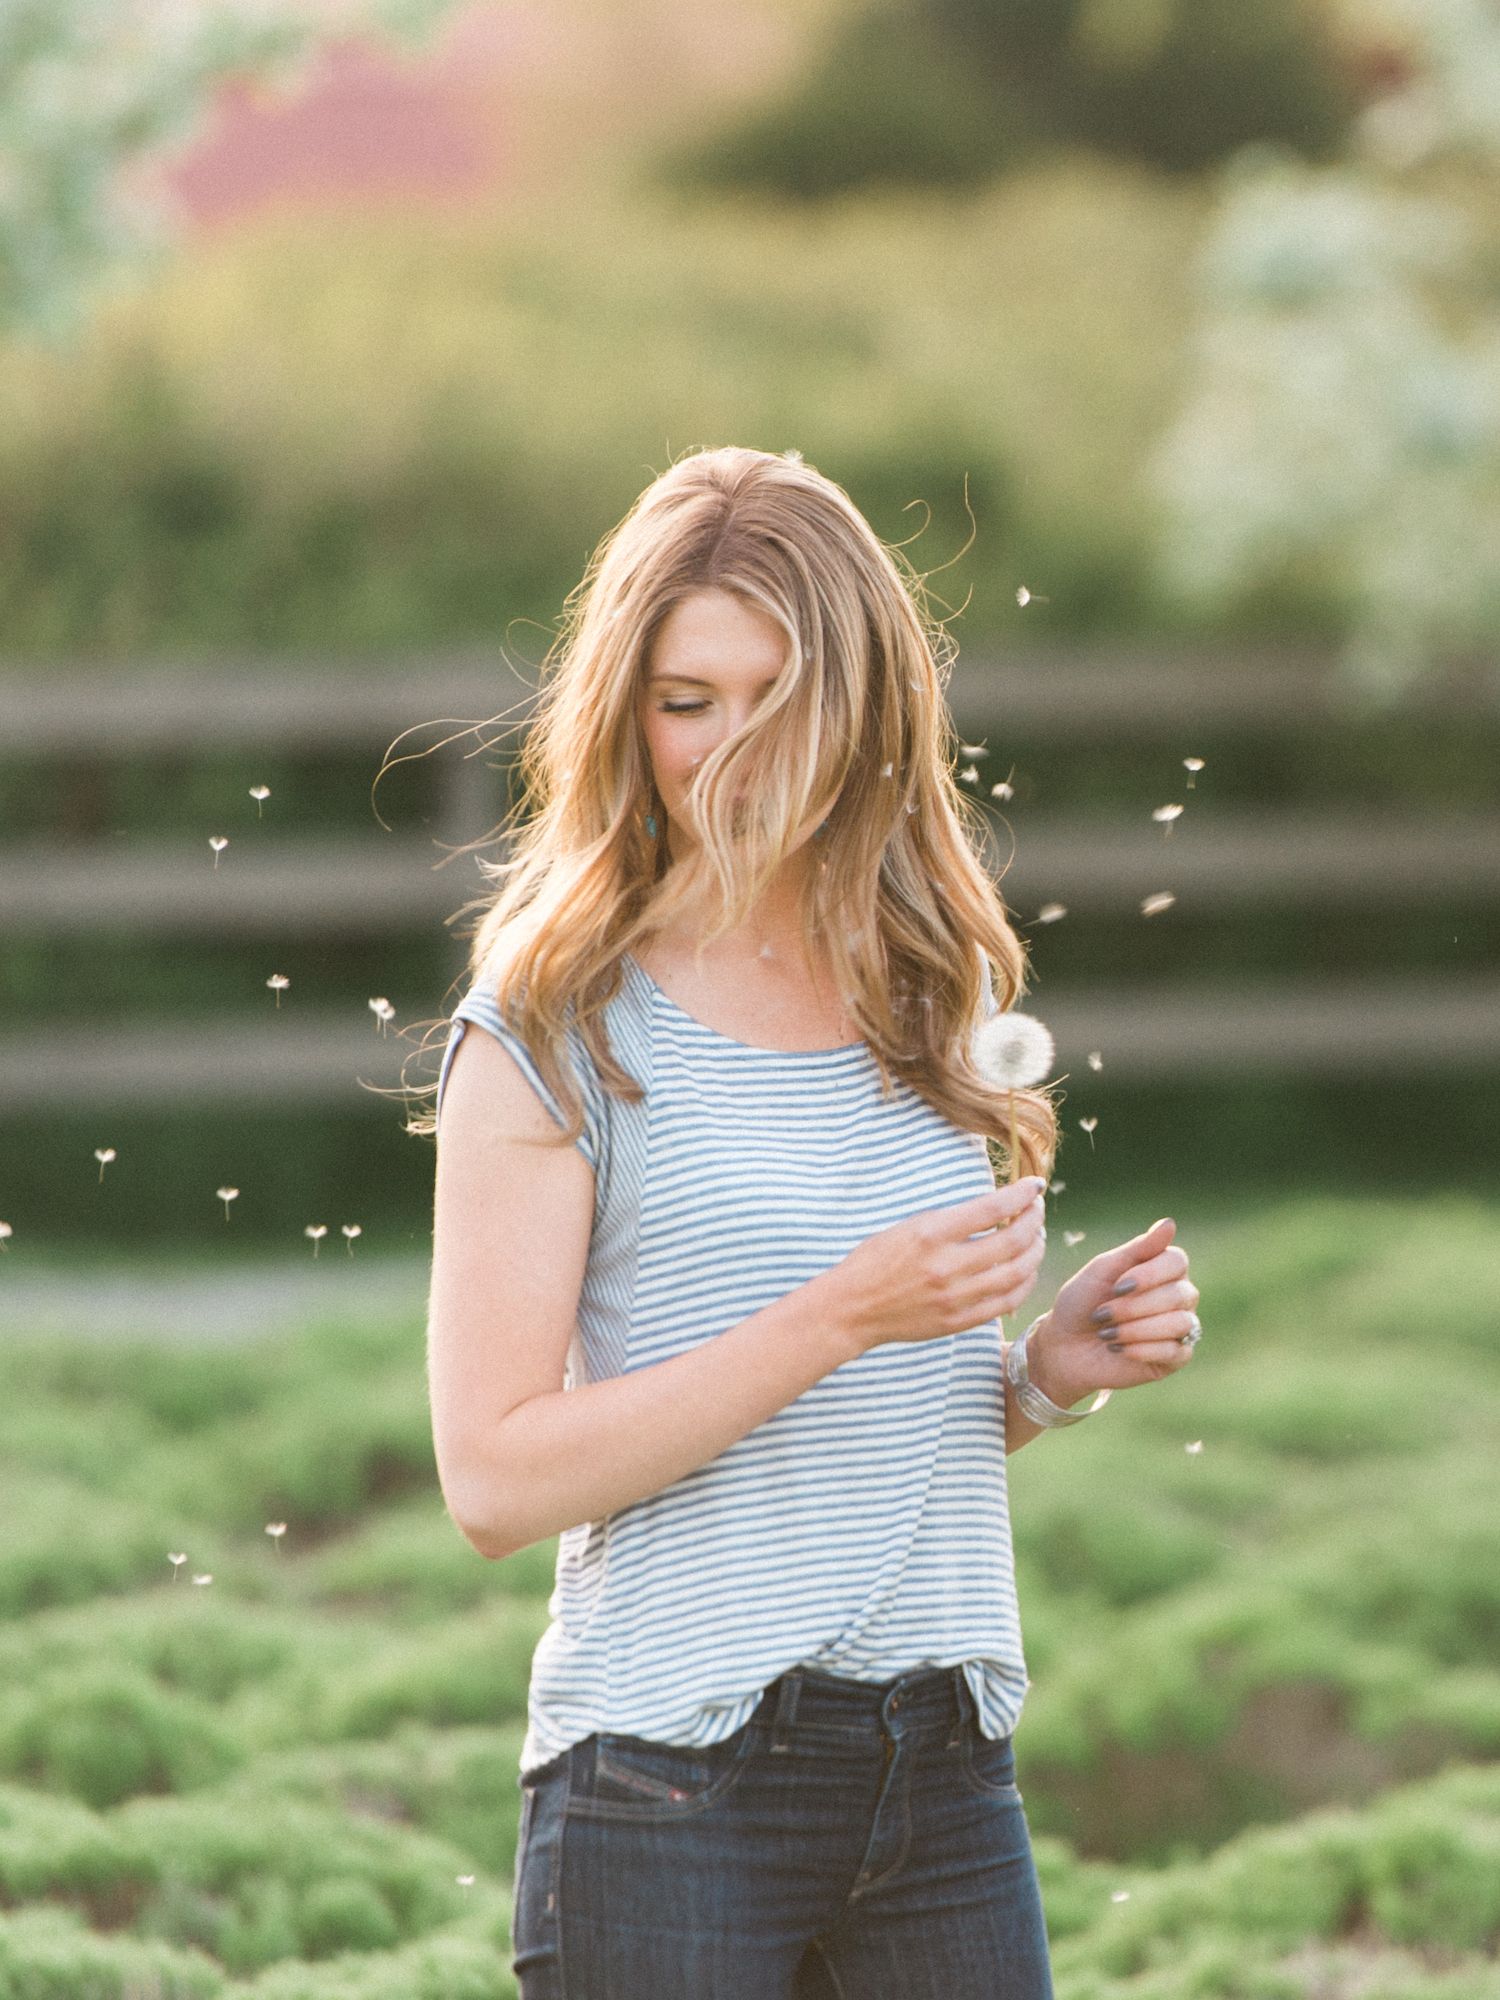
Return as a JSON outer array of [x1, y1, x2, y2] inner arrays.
[[428, 1027, 1050, 1557]]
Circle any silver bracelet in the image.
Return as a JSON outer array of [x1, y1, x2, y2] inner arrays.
[[1004, 1317, 1112, 1428]]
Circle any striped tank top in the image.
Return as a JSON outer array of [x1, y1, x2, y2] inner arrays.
[[441, 957, 1028, 1772]]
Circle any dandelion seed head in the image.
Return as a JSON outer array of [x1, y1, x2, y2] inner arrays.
[[168, 1552, 187, 1569], [959, 765, 979, 785], [192, 1573, 213, 1587], [267, 974, 290, 1006], [265, 1522, 287, 1539], [1087, 1051, 1103, 1071], [1185, 1440, 1204, 1456], [305, 1224, 327, 1243], [1016, 587, 1031, 606], [1037, 903, 1067, 924], [369, 997, 395, 1030], [972, 1013, 1055, 1090], [209, 836, 227, 852], [94, 1148, 116, 1184], [1141, 892, 1176, 917], [249, 785, 270, 802], [1079, 1116, 1098, 1133], [341, 1224, 361, 1241], [1183, 758, 1204, 774], [1152, 804, 1184, 824], [1064, 1230, 1087, 1247], [215, 1186, 239, 1222], [991, 781, 1014, 801]]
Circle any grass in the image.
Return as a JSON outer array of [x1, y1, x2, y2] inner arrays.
[[0, 1197, 1496, 1995]]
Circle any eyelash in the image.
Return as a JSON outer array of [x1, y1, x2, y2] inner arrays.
[[658, 698, 707, 715]]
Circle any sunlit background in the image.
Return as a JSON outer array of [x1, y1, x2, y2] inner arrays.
[[0, 4, 1497, 1996]]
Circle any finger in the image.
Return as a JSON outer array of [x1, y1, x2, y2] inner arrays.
[[1077, 1217, 1177, 1289], [1093, 1278, 1198, 1336], [945, 1200, 1045, 1275], [1104, 1246, 1188, 1301], [1100, 1306, 1199, 1352], [939, 1179, 1048, 1238], [950, 1228, 1048, 1310]]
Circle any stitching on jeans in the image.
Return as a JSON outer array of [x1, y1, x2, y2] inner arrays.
[[553, 1751, 570, 2000], [807, 1937, 849, 1999]]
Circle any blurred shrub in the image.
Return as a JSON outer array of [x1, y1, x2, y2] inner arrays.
[[0, 163, 1208, 662], [242, 1933, 515, 2000], [225, 1725, 530, 1881], [120, 1793, 483, 1974], [0, 1906, 222, 2000], [292, 1503, 555, 1620], [672, 0, 1359, 200], [0, 1782, 148, 1916], [0, 1474, 184, 1618], [326, 1603, 546, 1740], [0, 1666, 242, 1810]]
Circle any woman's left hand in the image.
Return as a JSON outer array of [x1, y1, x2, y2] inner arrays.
[[1023, 1218, 1199, 1409]]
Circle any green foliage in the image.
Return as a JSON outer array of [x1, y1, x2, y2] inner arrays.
[[0, 161, 1210, 662], [0, 1199, 1496, 1998], [672, 0, 1358, 201]]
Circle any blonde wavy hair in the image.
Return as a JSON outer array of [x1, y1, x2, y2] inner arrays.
[[459, 446, 1055, 1179]]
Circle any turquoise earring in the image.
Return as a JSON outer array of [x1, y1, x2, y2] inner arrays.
[[813, 821, 828, 840], [645, 815, 658, 838]]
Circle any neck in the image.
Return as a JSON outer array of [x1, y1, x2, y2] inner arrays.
[[656, 842, 822, 966]]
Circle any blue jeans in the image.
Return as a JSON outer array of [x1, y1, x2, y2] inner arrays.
[[512, 1665, 1054, 2000]]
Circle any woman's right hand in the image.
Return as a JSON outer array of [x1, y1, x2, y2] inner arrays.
[[818, 1178, 1049, 1357]]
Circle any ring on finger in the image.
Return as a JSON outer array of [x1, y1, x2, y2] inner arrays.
[[1179, 1313, 1202, 1350]]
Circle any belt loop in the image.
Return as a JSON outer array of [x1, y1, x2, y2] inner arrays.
[[946, 1666, 972, 1749], [771, 1671, 803, 1753]]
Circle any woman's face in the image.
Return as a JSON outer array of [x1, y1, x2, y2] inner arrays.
[[640, 588, 791, 848]]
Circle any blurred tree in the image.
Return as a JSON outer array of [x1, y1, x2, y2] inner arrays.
[[0, 0, 451, 337], [669, 0, 1359, 199], [1152, 0, 1500, 689]]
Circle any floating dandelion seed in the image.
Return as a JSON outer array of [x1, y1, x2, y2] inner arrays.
[[304, 1225, 327, 1258], [249, 785, 270, 815], [192, 1573, 213, 1587], [1087, 1051, 1103, 1072], [1016, 586, 1050, 606], [959, 764, 980, 785], [457, 1875, 475, 1890], [369, 997, 395, 1033], [1152, 803, 1184, 837], [1183, 757, 1204, 788], [991, 780, 1014, 801], [209, 836, 228, 868], [1141, 892, 1176, 917], [1037, 903, 1067, 924], [1111, 1891, 1131, 1904], [1185, 1440, 1204, 1456], [266, 974, 289, 1006], [0, 1221, 11, 1249], [1064, 1230, 1087, 1247], [1050, 1180, 1066, 1194], [880, 763, 894, 778], [960, 743, 987, 760], [341, 1225, 361, 1255], [94, 1147, 116, 1181], [216, 1187, 239, 1222], [973, 1013, 1054, 1187], [168, 1552, 187, 1578], [1079, 1116, 1098, 1149], [265, 1522, 287, 1550]]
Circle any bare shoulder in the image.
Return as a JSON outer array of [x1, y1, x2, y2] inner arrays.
[[429, 1025, 595, 1485]]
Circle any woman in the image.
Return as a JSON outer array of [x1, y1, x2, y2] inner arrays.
[[428, 448, 1199, 2000]]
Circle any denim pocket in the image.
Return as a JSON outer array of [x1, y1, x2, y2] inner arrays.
[[569, 1728, 752, 1821], [960, 1728, 1023, 1802]]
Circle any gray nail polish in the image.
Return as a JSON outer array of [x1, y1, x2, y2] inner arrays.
[[1111, 1278, 1137, 1297], [1090, 1306, 1114, 1327], [1107, 1341, 1124, 1354]]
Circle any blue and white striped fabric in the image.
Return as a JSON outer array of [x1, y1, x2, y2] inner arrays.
[[441, 957, 1028, 1772]]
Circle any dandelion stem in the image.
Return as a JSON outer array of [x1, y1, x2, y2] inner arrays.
[[1008, 1089, 1020, 1185]]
